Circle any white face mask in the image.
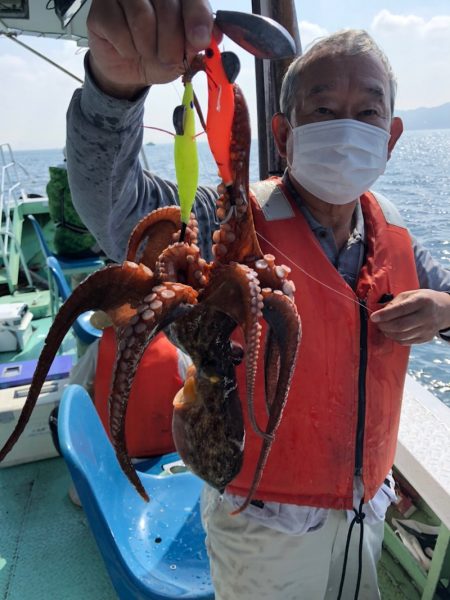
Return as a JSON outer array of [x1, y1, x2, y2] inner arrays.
[[288, 119, 390, 205]]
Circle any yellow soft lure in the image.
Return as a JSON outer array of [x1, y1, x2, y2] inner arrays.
[[174, 81, 199, 228]]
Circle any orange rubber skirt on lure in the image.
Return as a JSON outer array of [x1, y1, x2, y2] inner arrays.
[[203, 37, 235, 186]]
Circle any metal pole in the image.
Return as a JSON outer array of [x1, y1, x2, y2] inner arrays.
[[0, 31, 83, 83], [1, 30, 156, 196], [251, 0, 302, 180]]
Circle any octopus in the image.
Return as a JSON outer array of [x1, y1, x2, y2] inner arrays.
[[0, 69, 301, 516]]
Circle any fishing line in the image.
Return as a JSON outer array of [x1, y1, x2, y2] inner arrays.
[[142, 79, 217, 195], [142, 125, 174, 137], [175, 69, 217, 179], [171, 79, 183, 102], [141, 77, 186, 140], [186, 73, 219, 179], [256, 231, 373, 315]]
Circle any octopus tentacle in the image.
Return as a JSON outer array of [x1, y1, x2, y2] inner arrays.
[[108, 281, 198, 501], [126, 207, 181, 267], [212, 85, 262, 265], [202, 263, 270, 440], [254, 255, 296, 299], [0, 262, 156, 462], [126, 207, 198, 268], [173, 213, 199, 246], [232, 291, 301, 515], [156, 242, 208, 289], [262, 307, 280, 416], [262, 292, 302, 416]]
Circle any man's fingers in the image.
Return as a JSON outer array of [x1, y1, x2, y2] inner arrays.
[[182, 0, 214, 51], [382, 326, 432, 345], [371, 290, 449, 345], [88, 0, 137, 59], [375, 313, 422, 335], [152, 0, 185, 65], [86, 0, 214, 89], [370, 291, 421, 324], [118, 0, 157, 60], [371, 302, 415, 324]]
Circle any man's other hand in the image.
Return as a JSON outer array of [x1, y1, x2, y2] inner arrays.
[[370, 289, 450, 345]]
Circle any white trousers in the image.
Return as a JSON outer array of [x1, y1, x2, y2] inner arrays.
[[201, 487, 384, 600]]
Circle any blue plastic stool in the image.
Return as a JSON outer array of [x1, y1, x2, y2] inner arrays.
[[46, 256, 102, 345], [58, 385, 214, 600]]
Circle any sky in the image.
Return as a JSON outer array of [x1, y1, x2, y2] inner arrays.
[[1, 0, 449, 150]]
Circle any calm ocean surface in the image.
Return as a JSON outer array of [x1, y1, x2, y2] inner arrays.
[[13, 129, 450, 406]]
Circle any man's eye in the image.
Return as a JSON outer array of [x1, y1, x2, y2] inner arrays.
[[315, 107, 333, 115], [360, 109, 378, 117]]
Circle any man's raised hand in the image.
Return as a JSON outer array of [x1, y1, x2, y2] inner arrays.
[[87, 0, 214, 98]]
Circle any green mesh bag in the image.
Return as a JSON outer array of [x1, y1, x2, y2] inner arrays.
[[47, 166, 98, 256]]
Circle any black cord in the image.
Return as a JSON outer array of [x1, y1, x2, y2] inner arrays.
[[336, 498, 365, 600], [179, 221, 187, 243], [337, 517, 356, 599], [354, 504, 365, 599]]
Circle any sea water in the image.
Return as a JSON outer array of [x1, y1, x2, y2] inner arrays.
[[13, 129, 450, 406]]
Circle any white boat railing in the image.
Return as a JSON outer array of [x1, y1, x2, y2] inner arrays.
[[397, 376, 450, 529], [388, 375, 450, 598], [0, 143, 34, 293]]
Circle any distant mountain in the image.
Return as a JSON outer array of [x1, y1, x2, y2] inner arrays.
[[396, 102, 450, 130]]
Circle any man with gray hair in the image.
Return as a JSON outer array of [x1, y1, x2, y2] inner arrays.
[[67, 2, 450, 598], [280, 29, 398, 118]]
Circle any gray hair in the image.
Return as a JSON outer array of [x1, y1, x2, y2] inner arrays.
[[280, 29, 397, 120]]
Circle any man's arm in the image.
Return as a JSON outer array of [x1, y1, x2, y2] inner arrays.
[[412, 237, 450, 292], [370, 236, 450, 344], [67, 57, 218, 263], [66, 0, 218, 263]]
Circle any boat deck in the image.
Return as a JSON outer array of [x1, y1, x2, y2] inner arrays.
[[0, 455, 414, 600], [0, 458, 116, 600]]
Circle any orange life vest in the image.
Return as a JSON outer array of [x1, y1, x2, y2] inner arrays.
[[94, 328, 181, 457], [227, 179, 419, 508]]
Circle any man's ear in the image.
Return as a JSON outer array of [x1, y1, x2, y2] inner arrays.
[[272, 112, 291, 158], [388, 116, 403, 159]]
